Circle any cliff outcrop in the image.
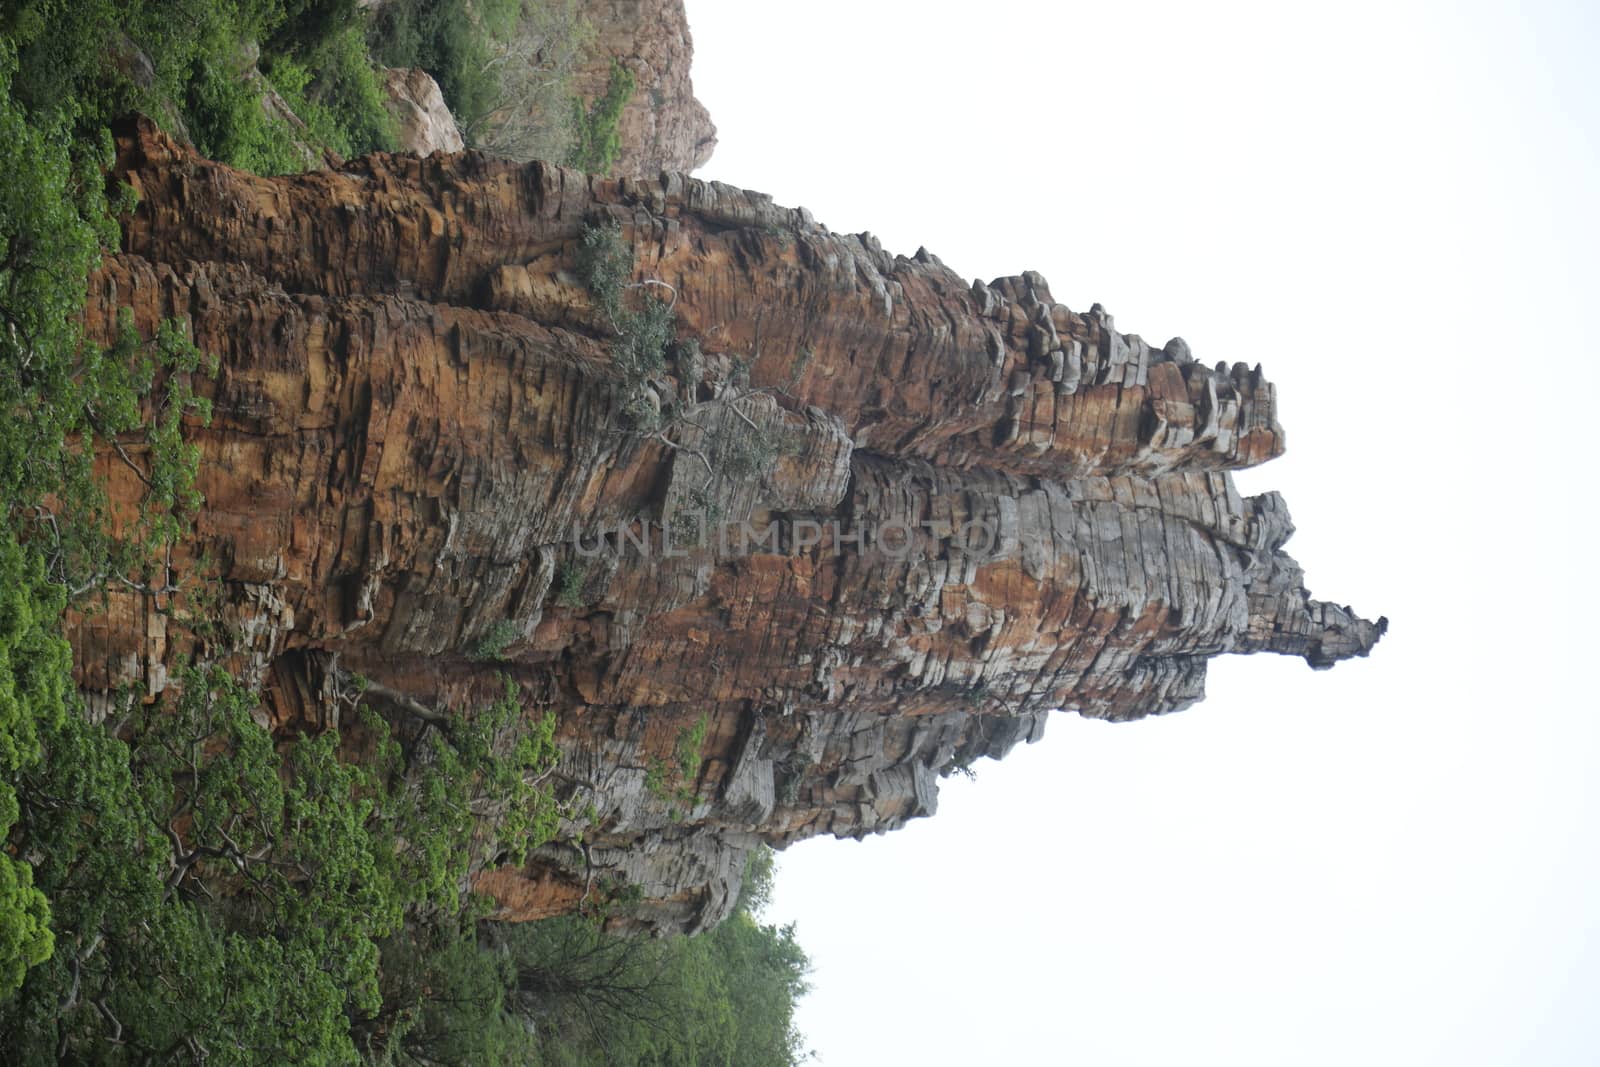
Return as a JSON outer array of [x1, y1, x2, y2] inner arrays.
[[571, 0, 716, 173], [74, 119, 1382, 933], [382, 67, 464, 156]]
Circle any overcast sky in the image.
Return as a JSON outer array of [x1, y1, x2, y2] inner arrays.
[[686, 2, 1598, 1064]]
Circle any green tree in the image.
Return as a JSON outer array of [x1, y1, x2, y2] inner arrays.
[[0, 44, 212, 999], [5, 0, 391, 176], [568, 60, 635, 173], [460, 845, 812, 1067], [0, 663, 563, 1061]]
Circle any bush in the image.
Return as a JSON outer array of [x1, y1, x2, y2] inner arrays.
[[577, 220, 632, 320], [185, 52, 311, 176], [371, 0, 597, 162], [553, 561, 587, 610], [567, 59, 634, 173], [470, 618, 521, 661], [577, 220, 674, 387], [264, 22, 396, 159], [615, 291, 675, 382]]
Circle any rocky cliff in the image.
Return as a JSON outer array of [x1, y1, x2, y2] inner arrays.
[[571, 0, 717, 173], [74, 118, 1382, 933], [382, 67, 465, 156]]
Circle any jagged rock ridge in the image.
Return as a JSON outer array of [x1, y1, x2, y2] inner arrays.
[[75, 119, 1382, 933]]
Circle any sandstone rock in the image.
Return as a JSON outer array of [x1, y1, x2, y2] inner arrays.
[[572, 0, 717, 173], [77, 118, 1383, 934], [382, 67, 465, 156]]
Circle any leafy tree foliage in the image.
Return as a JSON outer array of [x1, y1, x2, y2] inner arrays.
[[386, 846, 813, 1067], [0, 44, 214, 1001], [263, 18, 396, 162], [0, 661, 563, 1062], [568, 60, 635, 174], [4, 0, 392, 176]]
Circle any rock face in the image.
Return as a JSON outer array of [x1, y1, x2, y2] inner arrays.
[[572, 0, 717, 173], [77, 119, 1382, 934], [381, 67, 465, 156]]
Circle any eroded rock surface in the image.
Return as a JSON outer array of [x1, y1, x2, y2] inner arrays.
[[572, 0, 717, 173], [382, 67, 465, 156], [75, 119, 1382, 933]]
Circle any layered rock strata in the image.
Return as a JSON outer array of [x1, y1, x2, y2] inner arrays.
[[571, 0, 717, 173], [74, 119, 1383, 932]]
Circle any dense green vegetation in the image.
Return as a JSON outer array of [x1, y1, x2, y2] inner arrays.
[[381, 847, 811, 1066], [3, 0, 630, 177], [0, 4, 809, 1063], [0, 663, 564, 1062], [370, 0, 536, 148], [2, 0, 394, 175]]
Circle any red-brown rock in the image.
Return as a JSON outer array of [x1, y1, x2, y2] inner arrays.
[[570, 0, 717, 173], [73, 119, 1383, 932]]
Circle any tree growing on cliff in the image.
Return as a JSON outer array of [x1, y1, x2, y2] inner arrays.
[[576, 219, 679, 430], [575, 220, 807, 549], [568, 60, 635, 173]]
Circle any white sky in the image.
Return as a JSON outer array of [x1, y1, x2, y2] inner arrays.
[[687, 2, 1600, 1064]]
